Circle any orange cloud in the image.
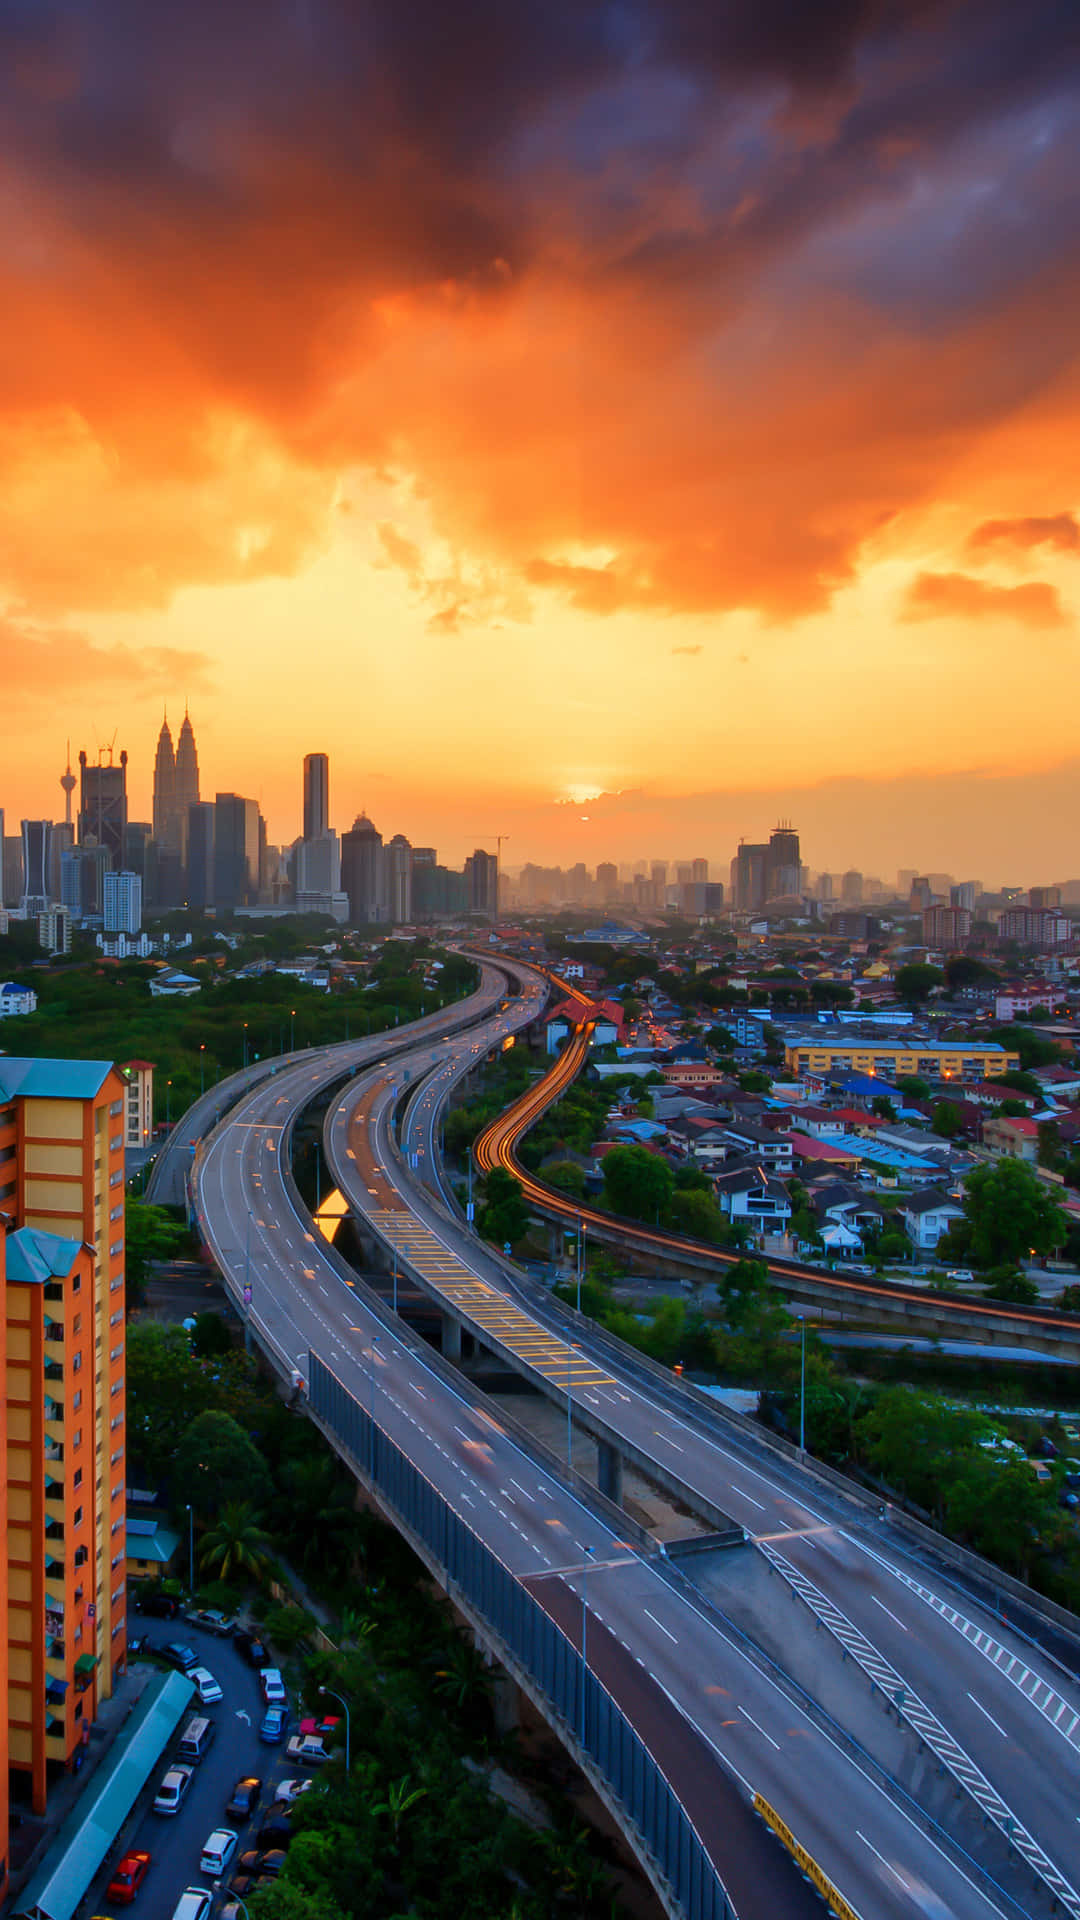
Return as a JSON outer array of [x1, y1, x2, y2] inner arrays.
[[899, 571, 1068, 627], [1, 615, 212, 709], [966, 513, 1080, 556]]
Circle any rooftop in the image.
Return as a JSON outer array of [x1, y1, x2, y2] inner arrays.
[[0, 1057, 117, 1102], [5, 1227, 84, 1287]]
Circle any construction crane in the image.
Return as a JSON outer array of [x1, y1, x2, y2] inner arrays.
[[470, 834, 509, 926]]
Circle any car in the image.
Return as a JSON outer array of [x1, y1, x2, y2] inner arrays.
[[1061, 1492, 1080, 1511], [259, 1705, 289, 1744], [190, 1667, 223, 1706], [231, 1851, 284, 1897], [253, 1848, 287, 1879], [225, 1775, 263, 1821], [153, 1763, 195, 1815], [286, 1734, 329, 1765], [136, 1591, 180, 1619], [260, 1667, 287, 1706], [1037, 1436, 1059, 1459], [1062, 1424, 1080, 1446], [272, 1776, 312, 1805], [1029, 1460, 1054, 1483], [189, 1608, 236, 1637], [162, 1643, 198, 1673], [256, 1812, 294, 1849], [299, 1713, 340, 1738], [234, 1631, 270, 1669], [170, 1890, 212, 1920], [106, 1849, 151, 1904], [199, 1827, 239, 1876], [945, 1268, 974, 1283]]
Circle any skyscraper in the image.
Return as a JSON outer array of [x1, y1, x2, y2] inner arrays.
[[104, 871, 142, 934], [20, 819, 52, 913], [341, 814, 385, 924], [187, 801, 216, 910], [152, 716, 175, 844], [173, 710, 200, 835], [766, 823, 801, 900], [213, 794, 260, 908], [387, 834, 413, 923], [303, 753, 329, 842], [464, 848, 499, 918], [78, 748, 128, 872], [732, 841, 768, 912]]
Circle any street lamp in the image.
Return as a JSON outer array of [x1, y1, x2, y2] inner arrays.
[[798, 1315, 807, 1453], [580, 1545, 594, 1746], [290, 1008, 296, 1051], [243, 1022, 249, 1068], [199, 1044, 206, 1096], [166, 1079, 172, 1127], [318, 1683, 351, 1771]]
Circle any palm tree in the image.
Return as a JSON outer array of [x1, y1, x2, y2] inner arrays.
[[198, 1501, 272, 1583], [372, 1774, 427, 1847]]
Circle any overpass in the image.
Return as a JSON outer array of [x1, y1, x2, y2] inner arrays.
[[188, 965, 1080, 1920]]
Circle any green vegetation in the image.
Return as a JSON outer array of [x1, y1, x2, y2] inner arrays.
[[2, 941, 476, 1125], [126, 1313, 619, 1918], [939, 1158, 1067, 1270], [894, 962, 945, 1004]]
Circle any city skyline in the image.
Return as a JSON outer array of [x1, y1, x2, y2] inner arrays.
[[2, 3, 1078, 875]]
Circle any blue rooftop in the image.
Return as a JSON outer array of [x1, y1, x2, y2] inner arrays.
[[6, 1227, 83, 1286], [0, 1057, 116, 1102]]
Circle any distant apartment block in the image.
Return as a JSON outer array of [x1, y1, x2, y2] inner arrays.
[[119, 1060, 154, 1150], [998, 908, 1072, 949], [784, 1039, 1020, 1083], [922, 905, 971, 946]]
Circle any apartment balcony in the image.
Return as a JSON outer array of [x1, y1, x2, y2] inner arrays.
[[44, 1396, 64, 1422], [43, 1317, 64, 1343], [44, 1358, 64, 1383], [46, 1636, 65, 1660], [45, 1519, 65, 1542], [44, 1441, 64, 1463]]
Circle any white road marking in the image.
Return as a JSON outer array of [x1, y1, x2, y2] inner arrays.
[[856, 1829, 910, 1889], [738, 1704, 780, 1752], [968, 1693, 1008, 1739], [872, 1595, 909, 1633], [644, 1608, 678, 1644]]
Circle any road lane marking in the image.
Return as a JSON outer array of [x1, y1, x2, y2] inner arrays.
[[644, 1608, 678, 1644], [968, 1693, 1008, 1738], [729, 1485, 765, 1511], [738, 1705, 780, 1752], [872, 1595, 909, 1633], [856, 1830, 910, 1889]]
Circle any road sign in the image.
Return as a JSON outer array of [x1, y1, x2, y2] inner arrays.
[[503, 1242, 512, 1257], [466, 1201, 475, 1222], [243, 1286, 252, 1305]]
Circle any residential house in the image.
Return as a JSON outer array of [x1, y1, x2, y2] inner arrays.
[[712, 1163, 792, 1236], [982, 1115, 1040, 1163], [902, 1187, 965, 1249], [0, 982, 37, 1018], [719, 1123, 794, 1174]]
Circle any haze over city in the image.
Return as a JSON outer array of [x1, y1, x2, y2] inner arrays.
[[2, 0, 1079, 873]]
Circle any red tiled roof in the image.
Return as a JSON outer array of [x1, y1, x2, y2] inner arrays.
[[789, 1134, 862, 1162]]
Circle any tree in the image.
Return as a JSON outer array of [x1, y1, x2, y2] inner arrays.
[[894, 963, 944, 1005], [124, 1198, 187, 1304], [738, 1070, 771, 1093], [931, 1102, 962, 1138], [705, 1025, 735, 1052], [982, 1267, 1040, 1304], [960, 1160, 1067, 1269], [601, 1144, 674, 1224], [944, 955, 998, 991], [669, 1187, 726, 1243], [896, 1075, 931, 1099], [543, 1160, 586, 1199], [174, 1409, 273, 1518], [477, 1167, 530, 1247], [872, 1094, 897, 1121], [198, 1499, 272, 1582], [877, 1228, 911, 1263]]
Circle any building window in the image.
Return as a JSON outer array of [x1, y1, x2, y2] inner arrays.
[[72, 1390, 82, 1412], [74, 1468, 82, 1489]]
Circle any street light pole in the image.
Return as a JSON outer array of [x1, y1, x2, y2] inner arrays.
[[243, 1023, 249, 1068], [318, 1683, 351, 1772], [186, 1504, 194, 1595], [166, 1079, 171, 1126], [199, 1044, 205, 1096], [798, 1314, 807, 1453], [290, 1009, 296, 1051], [580, 1545, 593, 1745]]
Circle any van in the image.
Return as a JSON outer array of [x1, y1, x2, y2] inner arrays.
[[177, 1715, 216, 1764]]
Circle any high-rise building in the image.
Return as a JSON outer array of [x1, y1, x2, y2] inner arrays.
[[465, 848, 499, 919], [691, 858, 708, 884], [909, 876, 933, 912], [951, 882, 978, 912], [732, 841, 769, 912], [20, 819, 52, 913], [596, 862, 618, 902], [78, 748, 128, 872], [341, 814, 385, 924], [0, 1057, 128, 1815], [37, 907, 72, 955], [386, 834, 413, 924], [187, 802, 215, 911], [923, 906, 971, 947], [104, 871, 142, 935], [303, 753, 329, 843], [998, 908, 1071, 950], [173, 711, 199, 839], [3, 833, 24, 909], [818, 873, 835, 902], [213, 794, 260, 908], [48, 820, 74, 905], [766, 824, 801, 901], [841, 870, 863, 904], [61, 844, 109, 921], [897, 868, 917, 896], [152, 716, 175, 845], [1029, 886, 1062, 911]]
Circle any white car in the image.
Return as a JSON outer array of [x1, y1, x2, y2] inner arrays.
[[199, 1827, 238, 1876], [171, 1891, 212, 1920], [260, 1667, 287, 1706], [286, 1734, 329, 1765], [153, 1763, 194, 1815], [190, 1666, 223, 1706], [273, 1775, 313, 1804]]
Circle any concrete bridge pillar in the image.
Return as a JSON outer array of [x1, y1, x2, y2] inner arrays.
[[597, 1438, 624, 1507], [548, 1223, 563, 1264], [489, 1666, 521, 1733], [441, 1312, 463, 1362]]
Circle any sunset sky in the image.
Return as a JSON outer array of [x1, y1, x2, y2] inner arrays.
[[2, 0, 1078, 880]]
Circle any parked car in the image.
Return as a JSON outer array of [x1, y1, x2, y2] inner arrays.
[[225, 1776, 263, 1821], [1037, 1436, 1058, 1459], [272, 1777, 312, 1805], [199, 1828, 239, 1877], [286, 1734, 329, 1766], [1061, 1424, 1080, 1446], [1029, 1460, 1053, 1484], [170, 1890, 212, 1920], [231, 1850, 286, 1896], [259, 1705, 289, 1744], [189, 1608, 236, 1637], [260, 1668, 287, 1706], [945, 1268, 974, 1283], [136, 1591, 179, 1619], [234, 1630, 270, 1669], [256, 1812, 293, 1849], [153, 1763, 194, 1816], [161, 1643, 198, 1673], [299, 1714, 340, 1739], [190, 1667, 223, 1706], [106, 1850, 151, 1905]]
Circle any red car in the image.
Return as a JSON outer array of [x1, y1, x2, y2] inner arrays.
[[106, 1851, 151, 1904]]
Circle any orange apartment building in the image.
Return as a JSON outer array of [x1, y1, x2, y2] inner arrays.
[[0, 1057, 127, 1831]]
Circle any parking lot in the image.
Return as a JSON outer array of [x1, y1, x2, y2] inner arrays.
[[86, 1615, 316, 1918]]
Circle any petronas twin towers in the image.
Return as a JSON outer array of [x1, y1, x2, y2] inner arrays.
[[152, 709, 200, 857]]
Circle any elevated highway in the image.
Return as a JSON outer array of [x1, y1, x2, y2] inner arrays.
[[323, 999, 1080, 1920], [188, 969, 1045, 1920]]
